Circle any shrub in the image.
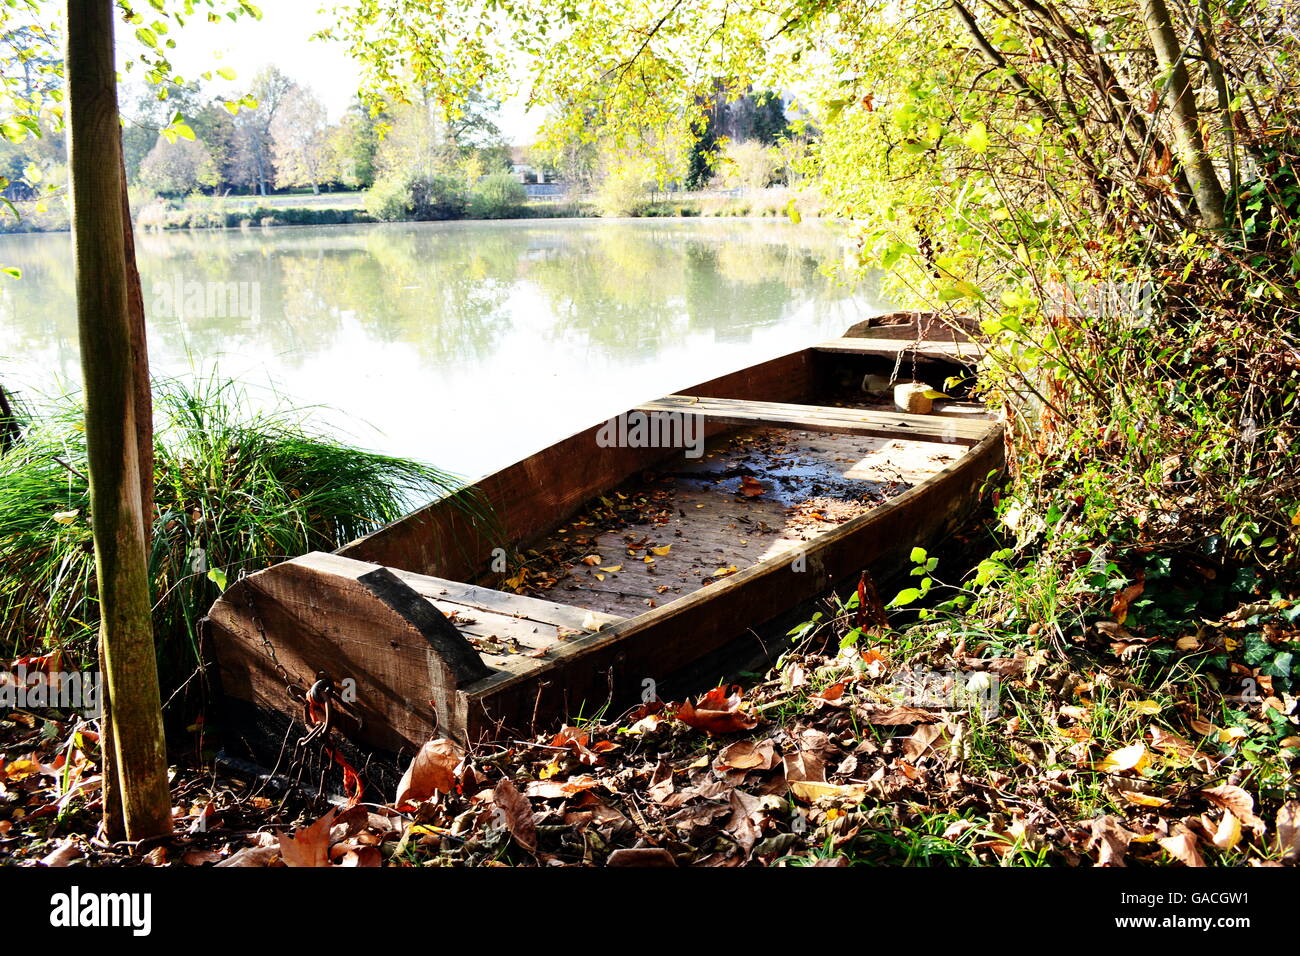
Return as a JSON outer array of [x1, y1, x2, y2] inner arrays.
[[468, 173, 527, 219], [367, 173, 469, 221], [596, 159, 653, 217]]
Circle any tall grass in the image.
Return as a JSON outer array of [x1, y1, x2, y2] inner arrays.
[[0, 375, 479, 690]]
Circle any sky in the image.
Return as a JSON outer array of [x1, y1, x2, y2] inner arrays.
[[119, 0, 541, 143]]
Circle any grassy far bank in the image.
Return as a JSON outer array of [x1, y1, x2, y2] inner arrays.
[[0, 183, 818, 237]]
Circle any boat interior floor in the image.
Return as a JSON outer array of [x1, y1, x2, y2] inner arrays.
[[508, 421, 969, 619]]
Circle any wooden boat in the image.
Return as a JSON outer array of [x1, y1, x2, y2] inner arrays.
[[204, 313, 1003, 758]]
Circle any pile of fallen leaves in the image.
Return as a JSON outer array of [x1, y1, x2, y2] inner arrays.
[[4, 628, 1298, 866]]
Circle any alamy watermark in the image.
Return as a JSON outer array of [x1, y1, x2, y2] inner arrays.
[[882, 664, 1000, 718], [595, 410, 704, 459], [151, 273, 261, 320], [0, 666, 101, 717], [1041, 278, 1156, 324]]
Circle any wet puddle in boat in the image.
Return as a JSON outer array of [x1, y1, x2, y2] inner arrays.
[[505, 425, 964, 619]]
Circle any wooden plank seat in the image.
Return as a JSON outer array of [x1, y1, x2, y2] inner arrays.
[[814, 336, 982, 362], [637, 394, 994, 446]]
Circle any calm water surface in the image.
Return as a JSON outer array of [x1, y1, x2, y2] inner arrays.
[[0, 218, 884, 479]]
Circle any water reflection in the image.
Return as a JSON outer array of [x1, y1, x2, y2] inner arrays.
[[0, 219, 884, 478]]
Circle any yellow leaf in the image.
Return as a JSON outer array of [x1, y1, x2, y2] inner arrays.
[[52, 510, 79, 525], [599, 565, 623, 573], [594, 573, 605, 581], [1119, 790, 1170, 808], [789, 780, 868, 803], [1097, 743, 1150, 773], [651, 545, 671, 556], [1292, 505, 1300, 526], [1130, 700, 1162, 715], [3, 758, 42, 780], [539, 759, 562, 780], [1217, 726, 1249, 744]]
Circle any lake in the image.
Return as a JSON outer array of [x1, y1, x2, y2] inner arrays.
[[0, 218, 885, 480]]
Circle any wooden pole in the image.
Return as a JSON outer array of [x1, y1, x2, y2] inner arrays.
[[66, 0, 171, 841]]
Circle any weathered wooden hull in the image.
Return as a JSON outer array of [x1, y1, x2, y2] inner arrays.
[[204, 316, 1002, 756]]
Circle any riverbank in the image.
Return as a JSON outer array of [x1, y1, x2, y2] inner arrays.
[[0, 186, 821, 236]]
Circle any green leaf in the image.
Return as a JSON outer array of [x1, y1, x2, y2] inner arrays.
[[910, 546, 927, 564], [963, 121, 989, 153], [207, 568, 228, 592], [1, 267, 20, 280], [888, 587, 921, 608]]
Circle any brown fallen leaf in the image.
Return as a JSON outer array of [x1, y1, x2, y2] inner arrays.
[[278, 809, 335, 868], [1158, 825, 1206, 867], [783, 750, 827, 785], [1201, 784, 1265, 831], [182, 848, 225, 866], [395, 738, 465, 809], [1211, 811, 1242, 850], [1148, 725, 1210, 769], [903, 721, 951, 760], [607, 847, 676, 866], [334, 843, 383, 867], [739, 476, 765, 497], [1276, 801, 1300, 862], [856, 703, 942, 725], [674, 685, 758, 735], [525, 774, 602, 799], [1110, 572, 1145, 625], [214, 845, 282, 868], [1087, 815, 1134, 866], [810, 680, 852, 707], [493, 777, 538, 855], [39, 838, 83, 867], [713, 738, 779, 773]]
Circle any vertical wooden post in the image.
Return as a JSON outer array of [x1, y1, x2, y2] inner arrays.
[[66, 0, 171, 841]]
